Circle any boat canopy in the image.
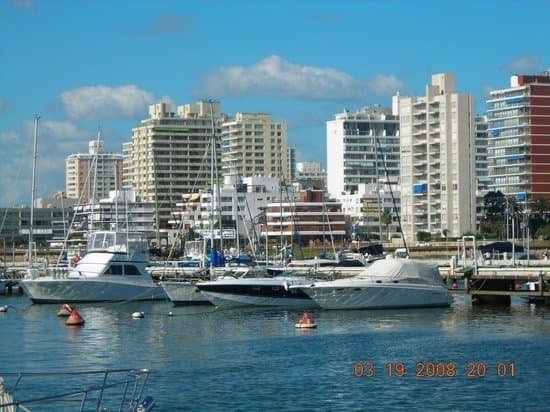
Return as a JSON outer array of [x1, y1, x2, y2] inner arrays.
[[356, 258, 445, 286], [87, 231, 148, 255]]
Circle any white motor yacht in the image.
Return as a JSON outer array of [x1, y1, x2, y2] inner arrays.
[[20, 231, 165, 303], [296, 258, 452, 310], [196, 268, 318, 309]]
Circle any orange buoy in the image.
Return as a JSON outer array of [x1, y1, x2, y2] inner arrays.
[[295, 312, 317, 329], [57, 304, 73, 317], [451, 282, 458, 290], [65, 307, 85, 326]]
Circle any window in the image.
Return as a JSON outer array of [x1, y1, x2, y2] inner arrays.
[[105, 265, 123, 275], [124, 265, 141, 275]]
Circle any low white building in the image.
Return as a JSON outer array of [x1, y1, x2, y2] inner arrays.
[[72, 189, 157, 243]]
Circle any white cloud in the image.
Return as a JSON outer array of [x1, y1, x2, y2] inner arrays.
[[39, 120, 90, 142], [0, 130, 20, 144], [60, 85, 156, 121], [501, 55, 544, 74], [367, 74, 406, 96], [0, 119, 103, 206], [197, 55, 405, 100]]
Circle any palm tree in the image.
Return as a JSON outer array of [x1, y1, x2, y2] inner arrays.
[[380, 209, 393, 242]]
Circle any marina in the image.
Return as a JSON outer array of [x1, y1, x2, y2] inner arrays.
[[0, 292, 548, 410]]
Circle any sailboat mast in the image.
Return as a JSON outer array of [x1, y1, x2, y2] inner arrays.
[[209, 100, 216, 276], [89, 129, 102, 231], [29, 115, 40, 267]]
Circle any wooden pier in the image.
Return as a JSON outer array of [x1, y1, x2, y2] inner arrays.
[[442, 265, 550, 305]]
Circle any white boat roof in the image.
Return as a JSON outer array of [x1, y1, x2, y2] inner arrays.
[[355, 258, 445, 286]]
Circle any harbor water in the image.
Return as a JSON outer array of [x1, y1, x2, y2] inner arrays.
[[0, 293, 548, 411]]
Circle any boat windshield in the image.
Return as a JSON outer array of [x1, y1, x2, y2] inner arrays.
[[87, 231, 148, 255]]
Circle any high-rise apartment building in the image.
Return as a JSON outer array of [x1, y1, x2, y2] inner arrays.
[[486, 72, 550, 201], [123, 100, 223, 229], [287, 147, 296, 183], [397, 73, 476, 243], [221, 113, 288, 182], [475, 115, 490, 227], [326, 105, 400, 199], [66, 139, 123, 203]]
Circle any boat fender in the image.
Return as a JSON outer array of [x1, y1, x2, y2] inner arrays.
[[284, 281, 289, 291], [132, 311, 145, 319]]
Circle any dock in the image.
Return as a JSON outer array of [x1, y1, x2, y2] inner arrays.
[[441, 264, 550, 305]]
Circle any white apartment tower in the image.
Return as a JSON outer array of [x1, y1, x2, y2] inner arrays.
[[396, 73, 476, 243], [221, 113, 288, 182], [123, 100, 223, 229], [326, 105, 400, 198], [66, 139, 123, 203]]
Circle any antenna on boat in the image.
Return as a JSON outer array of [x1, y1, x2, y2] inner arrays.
[[29, 115, 40, 267]]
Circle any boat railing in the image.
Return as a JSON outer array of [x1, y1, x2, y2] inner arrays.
[[46, 266, 70, 279], [0, 368, 154, 412]]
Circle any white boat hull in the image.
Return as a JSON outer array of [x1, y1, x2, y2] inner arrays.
[[300, 283, 452, 310], [20, 277, 165, 303], [160, 280, 212, 306], [198, 290, 316, 309]]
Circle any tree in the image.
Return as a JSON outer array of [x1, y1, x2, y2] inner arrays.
[[532, 197, 550, 223], [483, 191, 506, 221], [416, 231, 432, 242], [380, 209, 393, 241]]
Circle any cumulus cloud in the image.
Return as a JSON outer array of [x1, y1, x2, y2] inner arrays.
[[501, 55, 544, 74], [0, 130, 20, 144], [60, 85, 155, 121], [197, 55, 405, 101], [144, 14, 196, 36], [0, 118, 109, 206]]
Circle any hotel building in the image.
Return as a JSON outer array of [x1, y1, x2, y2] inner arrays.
[[326, 105, 400, 238], [123, 100, 223, 229], [65, 139, 123, 203], [396, 73, 476, 243], [486, 72, 550, 202], [326, 105, 400, 198], [221, 113, 288, 182]]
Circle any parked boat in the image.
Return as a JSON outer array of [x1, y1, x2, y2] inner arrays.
[[196, 268, 318, 309], [296, 258, 453, 310], [20, 230, 165, 303], [159, 268, 212, 306]]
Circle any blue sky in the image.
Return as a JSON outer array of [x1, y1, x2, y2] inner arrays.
[[1, 0, 548, 206]]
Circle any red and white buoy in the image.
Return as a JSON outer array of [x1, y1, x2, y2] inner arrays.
[[295, 312, 317, 329], [57, 304, 73, 317], [65, 307, 85, 326]]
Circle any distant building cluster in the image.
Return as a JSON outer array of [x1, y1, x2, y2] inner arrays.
[[2, 70, 550, 248]]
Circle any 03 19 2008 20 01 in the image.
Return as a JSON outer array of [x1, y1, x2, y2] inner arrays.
[[353, 361, 516, 378]]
